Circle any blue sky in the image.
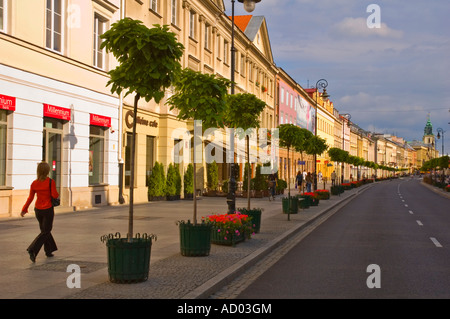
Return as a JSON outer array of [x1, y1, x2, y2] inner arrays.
[[226, 0, 450, 155]]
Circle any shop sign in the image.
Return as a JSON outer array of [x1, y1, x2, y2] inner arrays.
[[0, 94, 16, 111], [43, 104, 71, 121], [125, 110, 158, 129], [90, 113, 111, 127]]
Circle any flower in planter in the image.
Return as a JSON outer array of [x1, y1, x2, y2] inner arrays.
[[314, 189, 330, 200], [204, 211, 254, 240]]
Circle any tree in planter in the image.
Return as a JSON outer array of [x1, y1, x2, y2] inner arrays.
[[206, 161, 219, 195], [183, 163, 194, 199], [306, 134, 328, 190], [148, 161, 166, 201], [278, 124, 302, 220], [99, 18, 183, 282], [101, 18, 183, 239], [253, 164, 268, 197], [168, 69, 230, 257], [293, 128, 315, 193], [225, 93, 266, 210]]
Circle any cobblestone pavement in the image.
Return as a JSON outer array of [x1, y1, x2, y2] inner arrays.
[[0, 183, 372, 299]]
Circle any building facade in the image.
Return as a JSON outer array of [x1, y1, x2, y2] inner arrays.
[[0, 0, 122, 217]]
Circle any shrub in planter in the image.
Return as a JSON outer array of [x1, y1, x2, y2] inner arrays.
[[276, 179, 287, 194], [206, 161, 219, 196], [165, 163, 181, 200], [303, 192, 319, 206], [445, 185, 450, 192], [148, 162, 166, 201], [183, 163, 194, 200], [253, 164, 268, 197]]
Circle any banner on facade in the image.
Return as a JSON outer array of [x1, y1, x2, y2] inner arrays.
[[0, 94, 16, 111], [43, 104, 71, 121], [90, 113, 111, 127]]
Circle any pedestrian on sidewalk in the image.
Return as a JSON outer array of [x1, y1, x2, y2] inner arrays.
[[306, 172, 312, 193], [21, 162, 59, 262], [331, 170, 336, 186], [295, 171, 303, 193], [268, 173, 277, 201]]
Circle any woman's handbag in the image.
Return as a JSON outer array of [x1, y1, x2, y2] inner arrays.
[[49, 178, 60, 207]]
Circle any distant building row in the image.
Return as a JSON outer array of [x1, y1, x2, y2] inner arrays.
[[0, 0, 438, 216]]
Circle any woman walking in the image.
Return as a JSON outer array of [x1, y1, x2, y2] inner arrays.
[[21, 162, 59, 262], [306, 172, 312, 193]]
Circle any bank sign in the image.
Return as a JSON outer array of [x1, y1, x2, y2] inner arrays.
[[0, 94, 16, 111]]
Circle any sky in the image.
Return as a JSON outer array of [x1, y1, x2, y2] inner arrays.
[[226, 0, 450, 155]]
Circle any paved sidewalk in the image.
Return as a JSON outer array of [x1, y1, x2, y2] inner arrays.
[[0, 184, 369, 299]]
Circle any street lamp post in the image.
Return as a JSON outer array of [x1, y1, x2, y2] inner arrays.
[[313, 79, 329, 191], [340, 113, 351, 183], [437, 128, 445, 156], [227, 0, 261, 214]]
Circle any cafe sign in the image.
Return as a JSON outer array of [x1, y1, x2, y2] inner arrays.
[[125, 110, 158, 129]]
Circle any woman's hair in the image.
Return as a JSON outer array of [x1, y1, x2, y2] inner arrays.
[[37, 162, 50, 181]]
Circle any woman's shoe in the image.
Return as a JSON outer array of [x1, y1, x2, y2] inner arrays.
[[27, 250, 36, 263], [46, 253, 54, 257]]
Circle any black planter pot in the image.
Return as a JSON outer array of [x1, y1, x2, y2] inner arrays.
[[179, 221, 211, 257], [105, 235, 155, 284]]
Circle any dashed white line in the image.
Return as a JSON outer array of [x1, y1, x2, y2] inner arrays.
[[409, 210, 414, 214], [430, 237, 443, 248], [416, 220, 423, 226], [404, 204, 408, 207]]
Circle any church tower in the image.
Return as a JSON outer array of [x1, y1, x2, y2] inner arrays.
[[423, 114, 435, 147]]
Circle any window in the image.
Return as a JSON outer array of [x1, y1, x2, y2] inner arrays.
[[93, 14, 107, 69], [223, 40, 229, 64], [46, 0, 64, 52], [216, 34, 220, 59], [281, 87, 284, 103], [171, 0, 177, 25], [146, 136, 155, 186], [204, 23, 210, 50], [89, 125, 106, 185], [150, 0, 158, 13], [189, 10, 195, 38], [240, 54, 245, 75], [0, 0, 6, 32], [0, 110, 6, 186]]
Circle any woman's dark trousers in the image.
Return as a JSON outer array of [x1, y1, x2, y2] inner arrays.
[[28, 207, 57, 256]]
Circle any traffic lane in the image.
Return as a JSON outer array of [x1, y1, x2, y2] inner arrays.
[[398, 178, 450, 248], [237, 180, 450, 298]]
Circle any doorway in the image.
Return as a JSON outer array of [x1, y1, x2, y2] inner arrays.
[[42, 118, 63, 194]]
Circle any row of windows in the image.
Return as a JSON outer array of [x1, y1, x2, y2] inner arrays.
[[318, 118, 333, 136], [0, 0, 109, 70]]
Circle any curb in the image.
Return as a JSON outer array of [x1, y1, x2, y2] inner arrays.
[[183, 183, 373, 299]]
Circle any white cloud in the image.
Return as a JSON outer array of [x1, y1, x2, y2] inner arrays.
[[332, 17, 404, 39]]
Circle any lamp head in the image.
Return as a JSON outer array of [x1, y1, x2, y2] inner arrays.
[[238, 0, 261, 13]]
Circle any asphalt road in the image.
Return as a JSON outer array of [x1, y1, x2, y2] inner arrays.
[[237, 178, 450, 298]]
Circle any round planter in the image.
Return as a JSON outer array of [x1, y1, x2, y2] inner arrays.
[[179, 221, 211, 257], [282, 197, 299, 214], [106, 237, 153, 284], [238, 208, 262, 233]]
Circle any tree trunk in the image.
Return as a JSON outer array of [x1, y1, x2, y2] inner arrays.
[[128, 93, 140, 240]]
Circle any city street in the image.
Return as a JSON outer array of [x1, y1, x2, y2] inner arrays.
[[236, 178, 450, 298]]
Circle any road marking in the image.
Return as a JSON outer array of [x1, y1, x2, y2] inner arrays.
[[409, 210, 414, 214], [416, 220, 423, 226], [402, 199, 405, 202], [430, 237, 443, 248], [404, 204, 408, 207]]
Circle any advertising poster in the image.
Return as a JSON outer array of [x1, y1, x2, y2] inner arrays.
[[296, 94, 315, 134]]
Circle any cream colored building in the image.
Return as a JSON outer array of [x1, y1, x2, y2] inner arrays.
[[0, 0, 122, 216], [121, 0, 277, 202]]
